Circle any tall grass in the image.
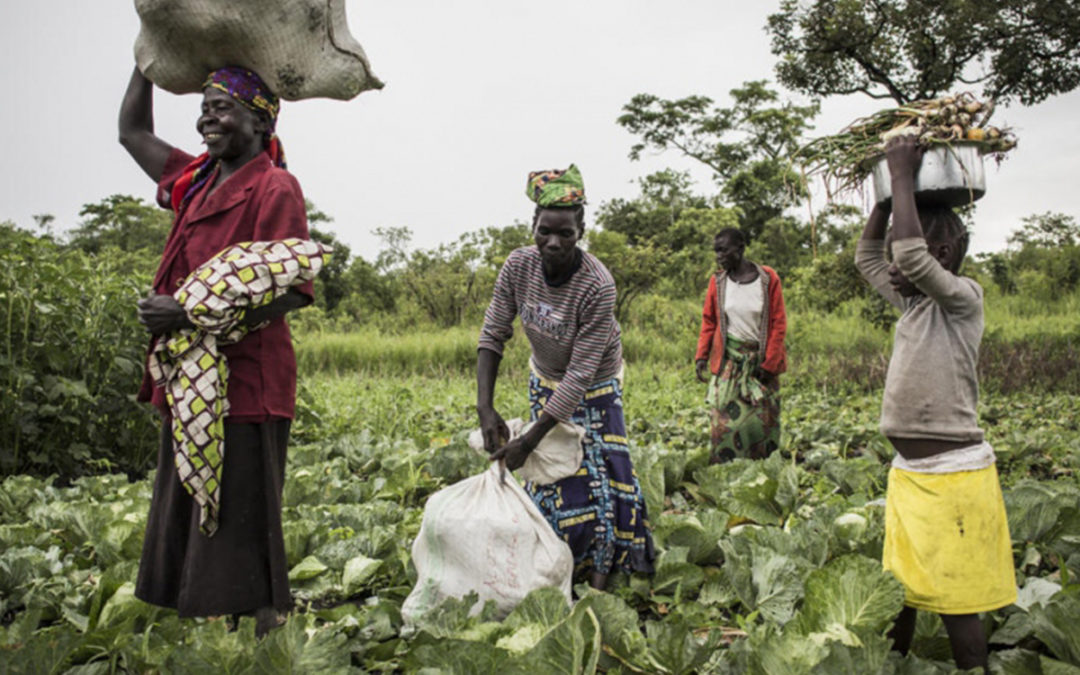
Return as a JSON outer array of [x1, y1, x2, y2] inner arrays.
[[295, 326, 498, 376], [293, 290, 1080, 394], [289, 285, 1080, 459], [785, 308, 894, 393], [983, 286, 1080, 339]]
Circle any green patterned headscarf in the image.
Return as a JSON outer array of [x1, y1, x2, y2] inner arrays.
[[526, 164, 586, 207]]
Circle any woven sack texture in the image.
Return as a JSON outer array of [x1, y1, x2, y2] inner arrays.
[[134, 0, 382, 100]]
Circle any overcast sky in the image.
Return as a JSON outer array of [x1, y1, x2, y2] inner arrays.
[[3, 1, 1078, 259]]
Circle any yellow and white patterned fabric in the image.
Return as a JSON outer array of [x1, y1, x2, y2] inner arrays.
[[148, 238, 330, 536]]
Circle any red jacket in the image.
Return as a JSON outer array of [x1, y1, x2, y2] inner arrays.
[[695, 264, 787, 376], [137, 148, 313, 422]]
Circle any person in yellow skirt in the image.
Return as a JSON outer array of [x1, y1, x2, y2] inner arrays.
[[855, 135, 1016, 672]]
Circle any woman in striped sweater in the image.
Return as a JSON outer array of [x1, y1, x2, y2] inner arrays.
[[477, 165, 655, 590]]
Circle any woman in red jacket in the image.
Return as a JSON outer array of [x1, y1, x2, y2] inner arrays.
[[119, 65, 312, 636], [694, 228, 787, 462]]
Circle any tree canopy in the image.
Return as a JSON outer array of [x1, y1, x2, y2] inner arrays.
[[593, 171, 740, 314], [1008, 212, 1080, 248], [768, 0, 1080, 105], [617, 81, 818, 242], [67, 194, 172, 257]]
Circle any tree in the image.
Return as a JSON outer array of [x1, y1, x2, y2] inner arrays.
[[741, 204, 864, 283], [32, 214, 56, 237], [305, 201, 353, 313], [973, 212, 1080, 295], [373, 226, 512, 327], [67, 194, 172, 256], [1007, 212, 1079, 248], [0, 222, 158, 476], [309, 226, 352, 313], [1002, 212, 1080, 294], [477, 223, 532, 268], [596, 170, 710, 247], [658, 206, 742, 293], [594, 172, 741, 310], [339, 256, 397, 316], [617, 81, 818, 241], [747, 216, 813, 276], [587, 230, 667, 322], [768, 0, 1080, 105]]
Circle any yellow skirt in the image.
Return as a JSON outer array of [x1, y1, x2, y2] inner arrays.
[[883, 465, 1017, 614]]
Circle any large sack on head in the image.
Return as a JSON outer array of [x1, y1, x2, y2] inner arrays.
[[402, 462, 573, 623], [134, 0, 383, 100]]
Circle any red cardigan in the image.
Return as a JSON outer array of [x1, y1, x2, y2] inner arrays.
[[695, 265, 787, 376]]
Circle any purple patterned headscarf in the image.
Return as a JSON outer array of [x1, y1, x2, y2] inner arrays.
[[171, 67, 287, 212], [202, 67, 281, 131]]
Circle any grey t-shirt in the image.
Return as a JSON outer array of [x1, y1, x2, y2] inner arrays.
[[855, 238, 984, 443]]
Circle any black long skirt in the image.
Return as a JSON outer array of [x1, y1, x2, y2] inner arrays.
[[135, 418, 292, 617]]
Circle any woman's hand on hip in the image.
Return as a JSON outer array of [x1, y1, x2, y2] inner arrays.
[[477, 406, 510, 455], [695, 359, 710, 384]]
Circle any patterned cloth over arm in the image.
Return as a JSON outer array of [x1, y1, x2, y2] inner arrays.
[[147, 238, 331, 536]]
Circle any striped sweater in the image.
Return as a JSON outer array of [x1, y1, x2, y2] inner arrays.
[[478, 246, 623, 422]]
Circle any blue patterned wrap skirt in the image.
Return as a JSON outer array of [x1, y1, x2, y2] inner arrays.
[[525, 373, 655, 576]]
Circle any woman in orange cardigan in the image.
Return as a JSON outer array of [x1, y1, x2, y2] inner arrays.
[[694, 228, 787, 462]]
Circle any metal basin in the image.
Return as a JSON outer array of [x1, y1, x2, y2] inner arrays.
[[869, 142, 986, 207]]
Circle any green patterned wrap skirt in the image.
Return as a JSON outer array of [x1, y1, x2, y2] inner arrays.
[[705, 335, 781, 462]]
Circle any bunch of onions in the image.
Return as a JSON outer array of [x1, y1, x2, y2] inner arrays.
[[797, 92, 1017, 197]]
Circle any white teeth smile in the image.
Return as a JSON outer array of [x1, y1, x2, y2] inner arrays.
[[204, 133, 223, 141]]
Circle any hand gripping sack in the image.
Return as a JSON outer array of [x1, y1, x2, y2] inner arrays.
[[402, 462, 573, 623], [467, 418, 586, 485], [134, 0, 382, 100]]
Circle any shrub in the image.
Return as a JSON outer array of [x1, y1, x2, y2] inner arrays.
[[0, 224, 158, 478]]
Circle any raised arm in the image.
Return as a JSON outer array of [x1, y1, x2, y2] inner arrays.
[[886, 137, 980, 313], [118, 66, 175, 183], [855, 202, 904, 310], [885, 136, 924, 243], [860, 201, 891, 243]]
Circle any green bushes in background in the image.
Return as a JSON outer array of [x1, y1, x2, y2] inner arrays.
[[4, 194, 1079, 481], [0, 222, 158, 478]]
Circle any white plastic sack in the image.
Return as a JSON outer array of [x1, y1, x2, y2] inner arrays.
[[467, 418, 585, 485], [134, 0, 382, 100], [401, 462, 573, 623]]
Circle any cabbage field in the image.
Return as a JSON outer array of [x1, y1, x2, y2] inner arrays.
[[1, 368, 1079, 673]]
